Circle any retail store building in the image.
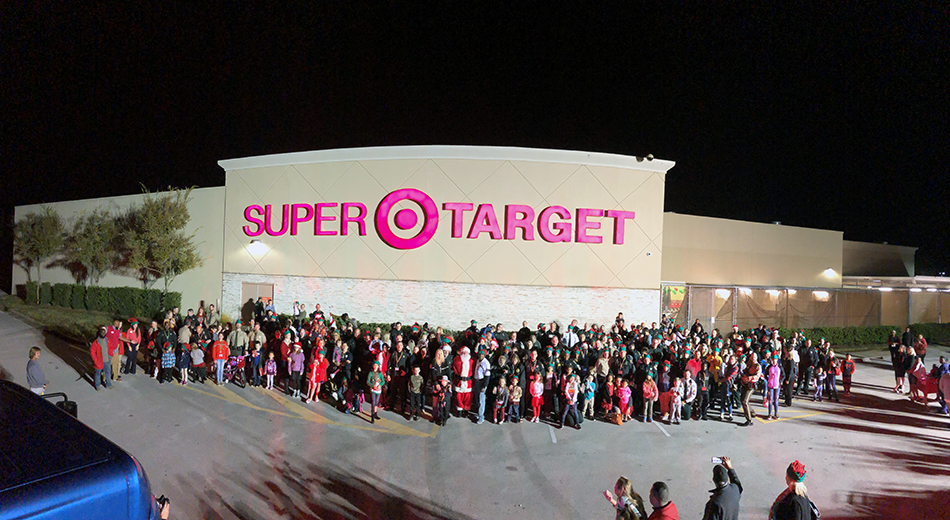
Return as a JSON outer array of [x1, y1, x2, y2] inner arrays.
[[11, 146, 945, 330]]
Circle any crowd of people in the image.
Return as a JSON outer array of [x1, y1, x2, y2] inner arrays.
[[84, 300, 950, 428]]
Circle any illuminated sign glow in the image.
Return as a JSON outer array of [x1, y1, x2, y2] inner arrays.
[[243, 189, 636, 250]]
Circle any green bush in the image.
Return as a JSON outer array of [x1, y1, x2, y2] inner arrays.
[[24, 281, 39, 305], [145, 289, 163, 319], [52, 283, 72, 307], [112, 287, 142, 316], [71, 284, 86, 310], [910, 323, 950, 345], [39, 283, 52, 306], [162, 291, 182, 313], [777, 325, 893, 346], [84, 286, 112, 312]]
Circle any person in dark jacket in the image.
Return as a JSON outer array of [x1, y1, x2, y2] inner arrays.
[[769, 460, 816, 520], [701, 456, 742, 520]]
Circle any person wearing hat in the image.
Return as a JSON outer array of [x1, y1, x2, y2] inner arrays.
[[227, 321, 249, 358], [121, 318, 141, 375], [769, 461, 817, 520], [701, 456, 742, 520], [305, 347, 329, 403], [452, 346, 475, 417]]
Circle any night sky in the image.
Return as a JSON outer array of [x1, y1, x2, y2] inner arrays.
[[3, 4, 947, 292]]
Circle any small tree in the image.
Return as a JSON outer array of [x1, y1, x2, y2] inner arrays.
[[14, 207, 65, 284], [123, 187, 205, 292], [62, 208, 119, 285]]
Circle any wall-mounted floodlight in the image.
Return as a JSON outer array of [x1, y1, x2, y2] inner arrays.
[[248, 239, 269, 255], [823, 268, 837, 278]]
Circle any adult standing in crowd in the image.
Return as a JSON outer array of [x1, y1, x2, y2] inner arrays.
[[228, 321, 248, 357], [914, 334, 928, 364], [887, 329, 901, 365], [90, 326, 112, 390], [701, 456, 742, 520], [122, 318, 141, 375], [107, 319, 124, 383], [901, 327, 914, 351], [26, 346, 49, 395], [646, 481, 679, 520], [769, 461, 817, 520]]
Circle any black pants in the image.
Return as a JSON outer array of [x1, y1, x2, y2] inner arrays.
[[796, 366, 813, 395], [389, 375, 406, 411], [193, 366, 206, 383], [124, 345, 138, 374], [291, 371, 302, 394], [697, 391, 709, 419], [784, 378, 795, 406], [409, 392, 423, 417]]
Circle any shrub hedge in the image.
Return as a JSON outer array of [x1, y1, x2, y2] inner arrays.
[[910, 323, 950, 345], [17, 283, 179, 322], [71, 284, 86, 310], [39, 283, 52, 306], [52, 283, 72, 307], [25, 281, 39, 305], [776, 325, 895, 346]]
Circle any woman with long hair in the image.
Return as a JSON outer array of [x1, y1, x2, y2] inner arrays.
[[770, 460, 817, 520], [603, 476, 647, 519]]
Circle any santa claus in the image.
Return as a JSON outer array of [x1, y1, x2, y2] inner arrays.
[[452, 346, 475, 416]]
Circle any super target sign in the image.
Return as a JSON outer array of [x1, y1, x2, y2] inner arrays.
[[243, 189, 636, 250]]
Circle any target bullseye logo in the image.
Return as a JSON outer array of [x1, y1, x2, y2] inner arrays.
[[374, 188, 440, 250]]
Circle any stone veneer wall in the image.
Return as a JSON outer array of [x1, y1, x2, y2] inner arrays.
[[222, 272, 659, 331]]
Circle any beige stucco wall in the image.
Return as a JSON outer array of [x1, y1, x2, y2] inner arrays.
[[661, 214, 844, 288], [219, 146, 673, 290], [13, 187, 225, 310]]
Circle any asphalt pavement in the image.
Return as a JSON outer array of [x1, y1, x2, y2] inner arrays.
[[1, 310, 948, 519]]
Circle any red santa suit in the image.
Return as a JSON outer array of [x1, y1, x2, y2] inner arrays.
[[452, 347, 475, 413]]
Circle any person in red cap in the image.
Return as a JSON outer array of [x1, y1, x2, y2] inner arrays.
[[769, 460, 817, 520], [305, 347, 328, 403], [452, 346, 475, 417]]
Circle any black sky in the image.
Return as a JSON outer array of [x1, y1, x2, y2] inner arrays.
[[2, 3, 948, 292]]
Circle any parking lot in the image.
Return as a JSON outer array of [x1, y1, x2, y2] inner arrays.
[[1, 310, 948, 519]]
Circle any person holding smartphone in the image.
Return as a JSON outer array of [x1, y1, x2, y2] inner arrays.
[[702, 456, 742, 520]]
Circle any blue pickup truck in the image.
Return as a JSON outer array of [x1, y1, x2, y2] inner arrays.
[[0, 380, 162, 520]]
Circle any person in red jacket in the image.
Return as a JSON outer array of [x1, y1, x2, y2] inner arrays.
[[305, 349, 329, 403], [89, 326, 112, 390], [211, 337, 229, 385], [106, 319, 124, 382], [647, 481, 679, 520], [452, 347, 475, 417]]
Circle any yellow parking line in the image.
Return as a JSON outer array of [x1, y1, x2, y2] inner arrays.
[[757, 411, 830, 424]]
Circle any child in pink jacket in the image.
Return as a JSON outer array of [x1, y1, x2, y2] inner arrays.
[[529, 372, 544, 423], [617, 379, 632, 422], [642, 375, 658, 423]]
